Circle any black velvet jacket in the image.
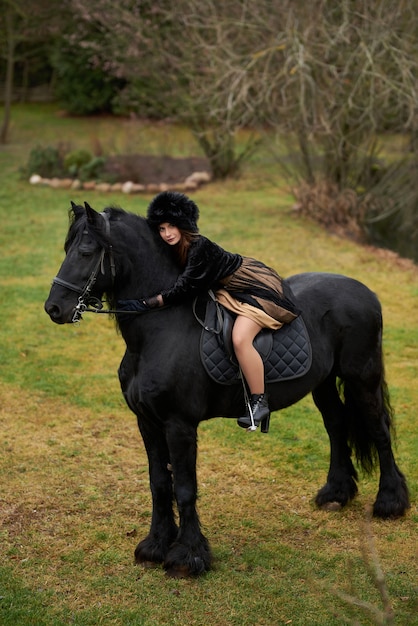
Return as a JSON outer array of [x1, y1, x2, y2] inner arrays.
[[161, 236, 242, 305]]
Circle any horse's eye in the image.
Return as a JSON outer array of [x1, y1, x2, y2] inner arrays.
[[79, 246, 95, 257]]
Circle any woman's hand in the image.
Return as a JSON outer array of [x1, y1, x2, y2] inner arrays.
[[117, 295, 164, 316], [144, 294, 164, 308]]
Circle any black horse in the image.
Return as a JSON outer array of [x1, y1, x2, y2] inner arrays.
[[45, 202, 409, 577]]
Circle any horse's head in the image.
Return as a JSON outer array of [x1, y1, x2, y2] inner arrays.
[[45, 200, 179, 325], [45, 201, 116, 324]]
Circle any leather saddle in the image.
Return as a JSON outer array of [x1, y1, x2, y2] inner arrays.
[[196, 293, 312, 386]]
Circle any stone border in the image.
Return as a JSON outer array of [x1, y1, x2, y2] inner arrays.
[[29, 170, 212, 194]]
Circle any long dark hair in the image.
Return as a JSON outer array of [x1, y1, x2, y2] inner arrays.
[[175, 229, 200, 266]]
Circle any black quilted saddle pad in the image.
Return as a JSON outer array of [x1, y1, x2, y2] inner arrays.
[[199, 299, 312, 385]]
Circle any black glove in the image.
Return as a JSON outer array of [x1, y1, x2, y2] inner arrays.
[[118, 299, 150, 313]]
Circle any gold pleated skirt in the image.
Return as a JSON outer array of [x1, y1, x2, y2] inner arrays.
[[216, 257, 298, 330]]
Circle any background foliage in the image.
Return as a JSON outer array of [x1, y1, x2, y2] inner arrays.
[[1, 2, 418, 259]]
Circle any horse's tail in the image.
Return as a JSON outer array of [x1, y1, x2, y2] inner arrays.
[[339, 363, 396, 475]]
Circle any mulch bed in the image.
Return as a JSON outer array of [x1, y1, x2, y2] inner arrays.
[[102, 154, 211, 184]]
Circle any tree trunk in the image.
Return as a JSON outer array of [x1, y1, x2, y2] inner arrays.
[[0, 8, 16, 144]]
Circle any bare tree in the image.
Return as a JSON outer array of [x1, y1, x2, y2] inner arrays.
[[232, 0, 418, 246], [69, 0, 418, 193], [254, 0, 418, 187]]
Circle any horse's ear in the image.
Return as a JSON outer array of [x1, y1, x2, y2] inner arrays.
[[70, 200, 85, 220], [84, 201, 98, 224]]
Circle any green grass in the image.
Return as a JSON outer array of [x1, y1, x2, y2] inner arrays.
[[0, 103, 417, 625]]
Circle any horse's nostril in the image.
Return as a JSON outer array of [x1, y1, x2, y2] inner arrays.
[[45, 302, 62, 321]]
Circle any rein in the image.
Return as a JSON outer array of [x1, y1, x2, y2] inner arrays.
[[192, 290, 224, 334]]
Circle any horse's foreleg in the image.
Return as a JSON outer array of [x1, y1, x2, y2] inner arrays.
[[312, 377, 358, 510], [163, 420, 212, 578], [134, 418, 178, 567]]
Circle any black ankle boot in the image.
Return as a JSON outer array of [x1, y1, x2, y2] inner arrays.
[[237, 393, 270, 432]]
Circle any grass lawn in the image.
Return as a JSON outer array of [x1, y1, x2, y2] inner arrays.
[[0, 104, 417, 625]]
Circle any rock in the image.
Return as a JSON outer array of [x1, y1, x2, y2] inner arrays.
[[57, 178, 73, 189], [110, 183, 123, 192], [169, 183, 188, 192], [186, 171, 212, 184], [121, 181, 135, 194], [146, 183, 161, 193], [95, 183, 111, 192], [83, 181, 97, 190], [184, 180, 198, 191], [131, 183, 146, 193]]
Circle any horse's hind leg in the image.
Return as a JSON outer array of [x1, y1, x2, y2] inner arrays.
[[343, 376, 410, 518], [312, 376, 358, 509], [338, 320, 409, 518]]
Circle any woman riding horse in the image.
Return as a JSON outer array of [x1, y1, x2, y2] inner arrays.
[[44, 200, 410, 576], [119, 191, 300, 432]]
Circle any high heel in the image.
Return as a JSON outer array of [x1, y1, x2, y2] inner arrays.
[[260, 412, 270, 434], [237, 393, 270, 432]]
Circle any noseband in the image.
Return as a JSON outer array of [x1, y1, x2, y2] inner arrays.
[[52, 211, 116, 322]]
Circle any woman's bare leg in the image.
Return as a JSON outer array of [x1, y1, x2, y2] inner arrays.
[[233, 315, 270, 430], [232, 315, 264, 394]]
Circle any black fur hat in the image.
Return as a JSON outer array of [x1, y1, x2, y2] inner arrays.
[[147, 191, 200, 233]]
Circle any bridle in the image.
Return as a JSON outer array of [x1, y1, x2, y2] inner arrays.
[[52, 211, 116, 322]]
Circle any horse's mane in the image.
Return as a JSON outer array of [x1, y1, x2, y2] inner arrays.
[[65, 204, 147, 252]]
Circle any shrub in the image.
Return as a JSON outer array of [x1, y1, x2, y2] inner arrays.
[[64, 149, 93, 177], [293, 160, 418, 263], [293, 180, 367, 242], [21, 145, 65, 178], [78, 156, 106, 182], [362, 159, 418, 261], [21, 145, 107, 182]]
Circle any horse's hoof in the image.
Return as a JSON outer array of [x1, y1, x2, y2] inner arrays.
[[373, 502, 409, 519], [137, 560, 161, 569], [320, 501, 343, 512], [165, 564, 193, 579]]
